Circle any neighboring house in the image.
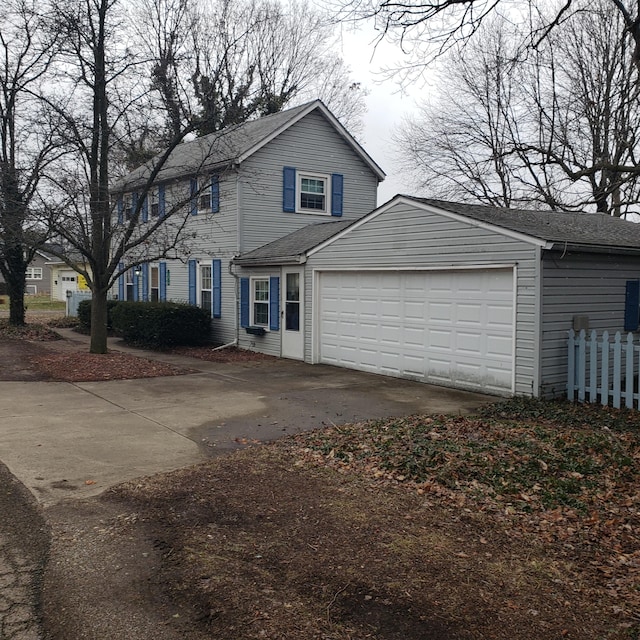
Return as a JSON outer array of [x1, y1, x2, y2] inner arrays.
[[114, 100, 385, 346], [234, 195, 640, 398], [0, 248, 55, 296], [43, 247, 92, 301]]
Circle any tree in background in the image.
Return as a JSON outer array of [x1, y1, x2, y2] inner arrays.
[[130, 0, 366, 157], [0, 0, 62, 325], [395, 5, 640, 215], [43, 0, 205, 353]]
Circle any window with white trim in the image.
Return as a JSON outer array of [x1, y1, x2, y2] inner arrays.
[[150, 188, 159, 218], [200, 264, 212, 310], [26, 267, 43, 280], [298, 173, 330, 214], [123, 194, 133, 220], [252, 278, 270, 326]]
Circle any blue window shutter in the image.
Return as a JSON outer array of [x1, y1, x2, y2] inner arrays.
[[624, 280, 640, 331], [158, 184, 166, 218], [270, 276, 280, 331], [159, 262, 167, 301], [211, 176, 220, 213], [142, 263, 149, 301], [117, 196, 123, 224], [283, 167, 296, 212], [190, 178, 198, 216], [118, 262, 125, 299], [331, 173, 343, 217], [212, 259, 221, 318], [141, 194, 149, 223], [188, 259, 197, 305], [240, 278, 250, 327]]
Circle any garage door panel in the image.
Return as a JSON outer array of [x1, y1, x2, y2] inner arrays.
[[319, 269, 514, 393]]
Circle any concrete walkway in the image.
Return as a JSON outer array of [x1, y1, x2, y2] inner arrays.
[[1, 329, 494, 507], [0, 330, 496, 639]]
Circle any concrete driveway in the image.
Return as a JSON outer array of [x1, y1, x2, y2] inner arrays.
[[0, 347, 494, 506]]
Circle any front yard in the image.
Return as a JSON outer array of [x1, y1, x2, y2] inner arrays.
[[107, 399, 639, 640], [2, 318, 639, 638]]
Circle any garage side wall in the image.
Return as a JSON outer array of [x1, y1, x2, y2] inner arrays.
[[541, 252, 640, 397], [305, 202, 541, 396]]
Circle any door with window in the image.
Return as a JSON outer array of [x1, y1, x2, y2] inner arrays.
[[281, 268, 304, 359]]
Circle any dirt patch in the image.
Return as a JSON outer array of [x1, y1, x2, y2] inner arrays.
[[92, 441, 633, 640]]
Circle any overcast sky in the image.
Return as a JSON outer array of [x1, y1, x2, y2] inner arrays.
[[337, 23, 429, 206]]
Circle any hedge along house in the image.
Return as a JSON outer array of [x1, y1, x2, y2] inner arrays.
[[233, 195, 640, 398], [113, 100, 385, 344]]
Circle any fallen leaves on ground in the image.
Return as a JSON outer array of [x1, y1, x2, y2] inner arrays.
[[283, 399, 640, 624], [0, 319, 61, 341], [30, 350, 191, 382], [168, 345, 276, 363]]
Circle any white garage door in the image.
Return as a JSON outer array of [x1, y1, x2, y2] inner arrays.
[[318, 269, 514, 394]]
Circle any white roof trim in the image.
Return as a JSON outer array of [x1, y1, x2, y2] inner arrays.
[[236, 100, 387, 181], [307, 195, 552, 257]]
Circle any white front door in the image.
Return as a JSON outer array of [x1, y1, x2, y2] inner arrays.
[[281, 268, 304, 360]]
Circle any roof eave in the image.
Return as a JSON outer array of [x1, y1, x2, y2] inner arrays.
[[233, 254, 307, 267], [545, 242, 640, 256], [236, 101, 386, 182]]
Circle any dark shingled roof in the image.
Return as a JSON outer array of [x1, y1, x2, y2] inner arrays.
[[234, 220, 353, 265], [115, 100, 385, 192], [406, 196, 640, 250]]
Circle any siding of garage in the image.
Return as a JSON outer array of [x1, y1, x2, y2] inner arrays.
[[305, 201, 542, 396], [540, 252, 640, 397]]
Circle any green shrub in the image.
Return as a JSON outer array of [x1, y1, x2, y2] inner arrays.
[[110, 301, 212, 347], [77, 299, 119, 329]]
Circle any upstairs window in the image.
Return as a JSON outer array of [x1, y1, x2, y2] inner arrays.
[[299, 175, 327, 212], [150, 188, 159, 218], [190, 176, 219, 215], [283, 167, 343, 217], [26, 267, 43, 280]]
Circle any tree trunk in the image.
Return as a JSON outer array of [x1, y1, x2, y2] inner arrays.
[[6, 275, 26, 326], [89, 288, 109, 353]]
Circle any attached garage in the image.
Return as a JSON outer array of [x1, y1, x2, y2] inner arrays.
[[317, 269, 514, 393], [235, 195, 640, 398]]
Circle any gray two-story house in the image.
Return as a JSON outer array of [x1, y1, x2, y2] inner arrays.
[[114, 100, 386, 351]]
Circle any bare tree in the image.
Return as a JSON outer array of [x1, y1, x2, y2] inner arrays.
[[396, 5, 640, 215], [0, 0, 62, 325], [133, 0, 367, 141], [42, 0, 208, 353], [332, 0, 640, 72]]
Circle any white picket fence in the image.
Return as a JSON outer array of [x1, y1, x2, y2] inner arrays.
[[567, 329, 640, 409]]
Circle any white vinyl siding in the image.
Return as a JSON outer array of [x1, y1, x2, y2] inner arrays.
[[306, 201, 540, 396]]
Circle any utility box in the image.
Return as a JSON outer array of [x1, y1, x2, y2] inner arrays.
[[572, 315, 589, 332]]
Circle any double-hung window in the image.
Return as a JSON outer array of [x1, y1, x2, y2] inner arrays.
[[299, 174, 328, 212], [283, 167, 343, 217], [150, 188, 159, 218], [252, 279, 270, 326], [26, 267, 43, 280], [200, 264, 212, 310]]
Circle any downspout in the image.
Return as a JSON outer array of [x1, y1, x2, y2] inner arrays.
[[234, 165, 242, 346]]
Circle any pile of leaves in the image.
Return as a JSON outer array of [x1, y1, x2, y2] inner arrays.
[[285, 399, 640, 621], [0, 319, 61, 341], [30, 351, 192, 382]]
